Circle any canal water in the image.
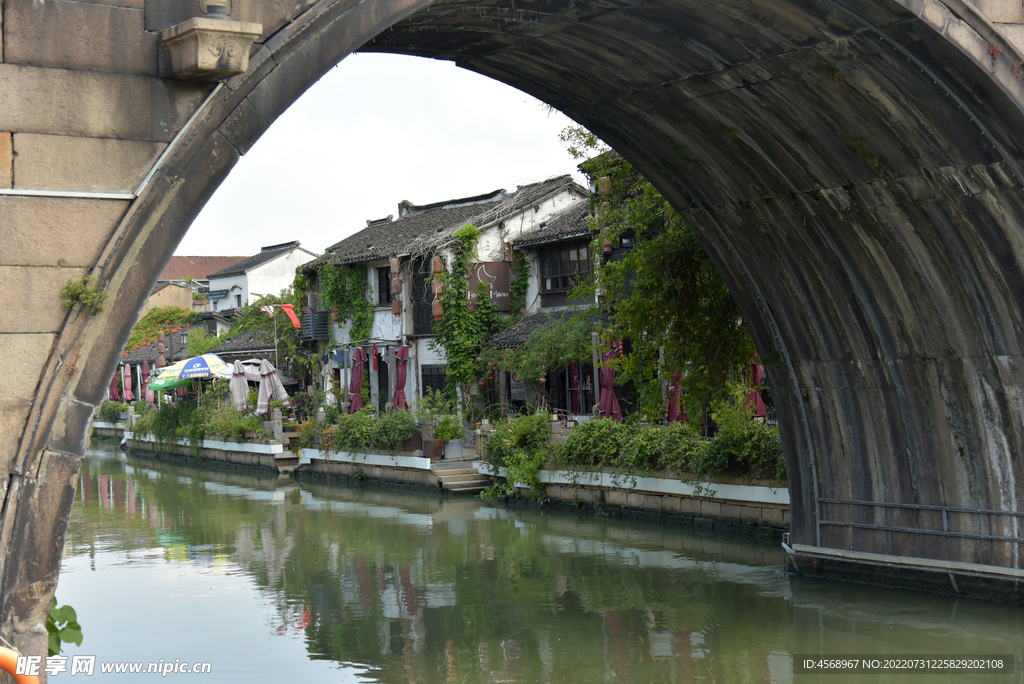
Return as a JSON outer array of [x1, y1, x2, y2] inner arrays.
[[57, 440, 1024, 682]]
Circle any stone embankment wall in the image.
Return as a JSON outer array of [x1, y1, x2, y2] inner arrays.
[[123, 433, 280, 470], [482, 464, 790, 540], [300, 458, 440, 490], [89, 421, 126, 439]]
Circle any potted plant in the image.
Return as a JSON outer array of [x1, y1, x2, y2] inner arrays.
[[415, 407, 442, 460], [414, 388, 456, 461], [437, 414, 464, 460]]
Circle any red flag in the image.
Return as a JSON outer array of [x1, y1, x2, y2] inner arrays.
[[261, 304, 301, 328], [279, 304, 301, 328]]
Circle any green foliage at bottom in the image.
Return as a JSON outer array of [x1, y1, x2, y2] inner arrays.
[[320, 409, 419, 453], [47, 597, 83, 656], [130, 380, 270, 452], [481, 394, 786, 498], [482, 413, 551, 497], [98, 401, 130, 423]]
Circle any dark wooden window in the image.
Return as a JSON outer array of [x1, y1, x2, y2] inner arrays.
[[377, 267, 392, 306], [540, 241, 591, 293], [411, 258, 433, 337], [421, 365, 447, 395]]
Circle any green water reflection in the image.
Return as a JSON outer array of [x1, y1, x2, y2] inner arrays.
[[61, 441, 1024, 683]]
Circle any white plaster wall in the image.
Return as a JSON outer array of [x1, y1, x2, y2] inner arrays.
[[500, 189, 585, 248], [522, 249, 543, 313], [476, 226, 506, 262], [208, 274, 247, 310], [471, 189, 586, 262], [418, 342, 446, 365], [249, 249, 316, 301], [366, 260, 404, 342], [371, 310, 403, 341]]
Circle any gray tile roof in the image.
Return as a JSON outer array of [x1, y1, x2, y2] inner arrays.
[[488, 309, 608, 348], [307, 176, 588, 270], [120, 325, 205, 366], [208, 241, 314, 278], [207, 329, 277, 356], [465, 176, 588, 232], [512, 198, 592, 247]]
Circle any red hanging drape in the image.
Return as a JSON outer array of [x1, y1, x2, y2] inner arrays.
[[667, 371, 687, 423], [596, 346, 622, 422], [746, 362, 767, 417], [392, 345, 409, 411], [349, 347, 367, 413]]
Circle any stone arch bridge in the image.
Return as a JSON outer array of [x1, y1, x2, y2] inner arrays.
[[2, 0, 1024, 657]]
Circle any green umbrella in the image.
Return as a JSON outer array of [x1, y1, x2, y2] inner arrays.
[[148, 375, 195, 392]]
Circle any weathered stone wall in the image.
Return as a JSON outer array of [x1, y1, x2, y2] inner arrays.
[[538, 484, 789, 541]]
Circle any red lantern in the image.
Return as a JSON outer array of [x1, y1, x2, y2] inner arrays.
[[433, 277, 443, 297], [432, 298, 444, 321], [392, 299, 401, 317], [432, 255, 444, 275]]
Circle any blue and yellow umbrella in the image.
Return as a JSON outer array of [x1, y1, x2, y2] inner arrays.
[[149, 354, 229, 392]]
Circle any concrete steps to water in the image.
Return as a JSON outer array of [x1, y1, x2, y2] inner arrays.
[[432, 461, 494, 494]]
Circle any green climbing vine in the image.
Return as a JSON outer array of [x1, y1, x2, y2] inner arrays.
[[509, 250, 529, 318], [429, 225, 507, 420], [317, 262, 373, 342]]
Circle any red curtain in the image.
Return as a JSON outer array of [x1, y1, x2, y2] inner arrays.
[[745, 362, 767, 417], [667, 371, 687, 423], [596, 347, 622, 422], [349, 347, 367, 413], [392, 346, 409, 411]]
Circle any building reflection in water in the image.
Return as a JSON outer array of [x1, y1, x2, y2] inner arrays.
[[67, 445, 1024, 684]]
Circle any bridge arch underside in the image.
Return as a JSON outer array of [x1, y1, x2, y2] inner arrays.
[[359, 0, 1024, 579], [9, 0, 1024, 631]]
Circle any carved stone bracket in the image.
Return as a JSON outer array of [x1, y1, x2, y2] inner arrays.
[[160, 17, 263, 81]]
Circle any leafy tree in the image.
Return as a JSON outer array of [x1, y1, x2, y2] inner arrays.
[[183, 327, 222, 357], [124, 306, 200, 353], [567, 130, 756, 428]]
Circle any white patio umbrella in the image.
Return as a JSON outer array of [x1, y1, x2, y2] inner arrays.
[[321, 363, 336, 407], [256, 359, 290, 415], [230, 360, 248, 412]]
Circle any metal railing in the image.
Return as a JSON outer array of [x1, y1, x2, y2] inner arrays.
[[818, 498, 1024, 544]]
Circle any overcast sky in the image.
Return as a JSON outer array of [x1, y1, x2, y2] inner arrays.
[[177, 53, 587, 257]]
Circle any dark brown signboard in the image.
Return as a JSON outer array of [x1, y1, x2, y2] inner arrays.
[[467, 262, 511, 312]]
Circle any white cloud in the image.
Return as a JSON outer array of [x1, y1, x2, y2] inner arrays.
[[178, 53, 584, 257]]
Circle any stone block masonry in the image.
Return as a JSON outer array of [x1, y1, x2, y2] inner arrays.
[[12, 135, 164, 193], [0, 133, 11, 187], [3, 0, 157, 76]]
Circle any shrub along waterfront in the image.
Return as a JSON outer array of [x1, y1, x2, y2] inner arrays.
[[482, 385, 784, 498], [292, 408, 419, 454], [116, 380, 279, 453]]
